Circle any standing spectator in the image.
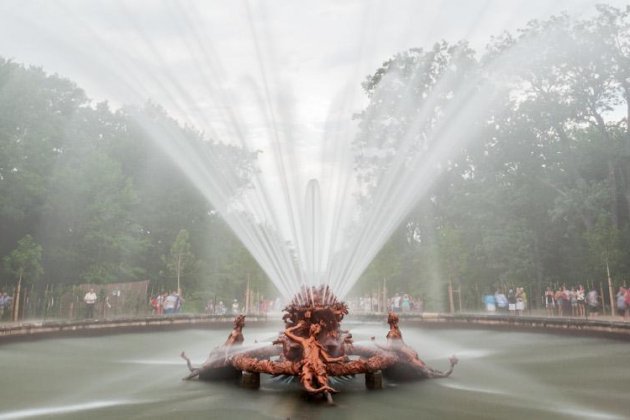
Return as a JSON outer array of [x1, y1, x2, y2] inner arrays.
[[361, 296, 371, 312], [156, 292, 166, 315], [515, 288, 525, 315], [544, 287, 555, 316], [205, 299, 215, 315], [231, 299, 239, 314], [174, 292, 183, 313], [217, 300, 226, 315], [569, 287, 578, 317], [150, 295, 160, 314], [4, 294, 13, 321], [495, 289, 508, 313], [576, 285, 586, 317], [401, 294, 411, 313], [555, 287, 566, 316], [393, 293, 402, 313], [163, 291, 178, 314], [259, 299, 268, 314], [624, 287, 630, 321], [3, 294, 13, 321], [83, 288, 97, 319], [0, 292, 6, 320], [586, 287, 599, 317], [483, 293, 496, 312], [616, 287, 626, 317], [507, 289, 517, 314]]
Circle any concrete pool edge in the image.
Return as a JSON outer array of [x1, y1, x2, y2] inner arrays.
[[0, 314, 276, 343], [352, 312, 630, 341], [2, 312, 630, 343]]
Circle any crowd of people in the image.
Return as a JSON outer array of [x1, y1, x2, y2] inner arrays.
[[149, 291, 184, 315], [483, 287, 528, 315], [541, 285, 621, 318], [204, 297, 279, 315], [389, 293, 423, 313], [203, 299, 237, 315], [543, 285, 590, 317], [5, 283, 630, 322], [483, 284, 630, 320], [351, 293, 423, 313]]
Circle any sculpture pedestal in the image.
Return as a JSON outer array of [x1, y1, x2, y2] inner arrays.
[[365, 370, 383, 390], [241, 371, 260, 389], [182, 287, 457, 401]]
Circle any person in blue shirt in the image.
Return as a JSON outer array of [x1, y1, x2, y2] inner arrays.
[[483, 294, 496, 312]]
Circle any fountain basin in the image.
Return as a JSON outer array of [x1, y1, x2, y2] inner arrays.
[[0, 325, 628, 419]]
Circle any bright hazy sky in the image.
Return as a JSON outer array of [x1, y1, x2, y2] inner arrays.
[[0, 0, 625, 142]]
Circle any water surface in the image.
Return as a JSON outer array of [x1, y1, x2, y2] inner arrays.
[[0, 323, 627, 419]]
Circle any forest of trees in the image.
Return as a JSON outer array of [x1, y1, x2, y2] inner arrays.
[[0, 58, 270, 317], [353, 5, 630, 311], [1, 4, 629, 317]]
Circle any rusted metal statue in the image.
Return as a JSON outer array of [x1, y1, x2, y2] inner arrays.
[[182, 285, 457, 402]]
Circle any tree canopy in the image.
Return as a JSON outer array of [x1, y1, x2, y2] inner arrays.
[[0, 58, 268, 314], [2, 4, 630, 316], [352, 5, 630, 310]]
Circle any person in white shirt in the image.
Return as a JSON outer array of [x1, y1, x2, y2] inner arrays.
[[84, 288, 97, 319]]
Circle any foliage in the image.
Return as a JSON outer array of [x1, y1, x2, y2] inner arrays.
[[0, 59, 265, 313], [3, 234, 43, 284], [163, 229, 195, 293], [352, 5, 630, 310], [3, 4, 630, 316]]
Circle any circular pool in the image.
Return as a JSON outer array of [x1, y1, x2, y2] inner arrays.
[[0, 322, 627, 419]]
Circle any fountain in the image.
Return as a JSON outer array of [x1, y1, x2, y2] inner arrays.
[[0, 1, 522, 307], [3, 3, 630, 418], [181, 285, 457, 403]]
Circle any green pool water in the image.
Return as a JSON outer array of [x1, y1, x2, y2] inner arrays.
[[0, 322, 628, 419]]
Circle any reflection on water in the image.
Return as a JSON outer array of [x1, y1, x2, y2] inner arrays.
[[0, 325, 628, 419], [0, 401, 136, 420], [436, 382, 508, 396], [118, 360, 184, 366]]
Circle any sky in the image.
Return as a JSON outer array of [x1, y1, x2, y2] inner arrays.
[[0, 0, 623, 189], [0, 0, 624, 143]]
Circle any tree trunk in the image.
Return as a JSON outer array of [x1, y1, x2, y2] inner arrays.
[[606, 259, 615, 317], [12, 272, 22, 322], [621, 84, 630, 224], [608, 159, 620, 229], [177, 254, 182, 295], [448, 280, 454, 314]]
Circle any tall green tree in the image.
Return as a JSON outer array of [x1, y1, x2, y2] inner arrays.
[[164, 229, 195, 295], [3, 234, 42, 320], [0, 59, 85, 256], [0, 58, 269, 317], [352, 5, 630, 310]]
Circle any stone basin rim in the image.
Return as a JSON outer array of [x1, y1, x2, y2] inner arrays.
[[2, 312, 630, 344]]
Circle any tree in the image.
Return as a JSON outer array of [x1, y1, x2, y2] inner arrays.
[[3, 234, 43, 320], [353, 41, 479, 203], [42, 105, 150, 285], [585, 215, 622, 314], [0, 59, 266, 312], [0, 59, 86, 261], [164, 229, 195, 295], [352, 5, 630, 309]]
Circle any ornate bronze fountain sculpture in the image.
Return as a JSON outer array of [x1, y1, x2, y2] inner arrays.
[[181, 285, 457, 403]]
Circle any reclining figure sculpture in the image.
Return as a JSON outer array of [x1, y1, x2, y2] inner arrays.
[[181, 285, 457, 403]]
